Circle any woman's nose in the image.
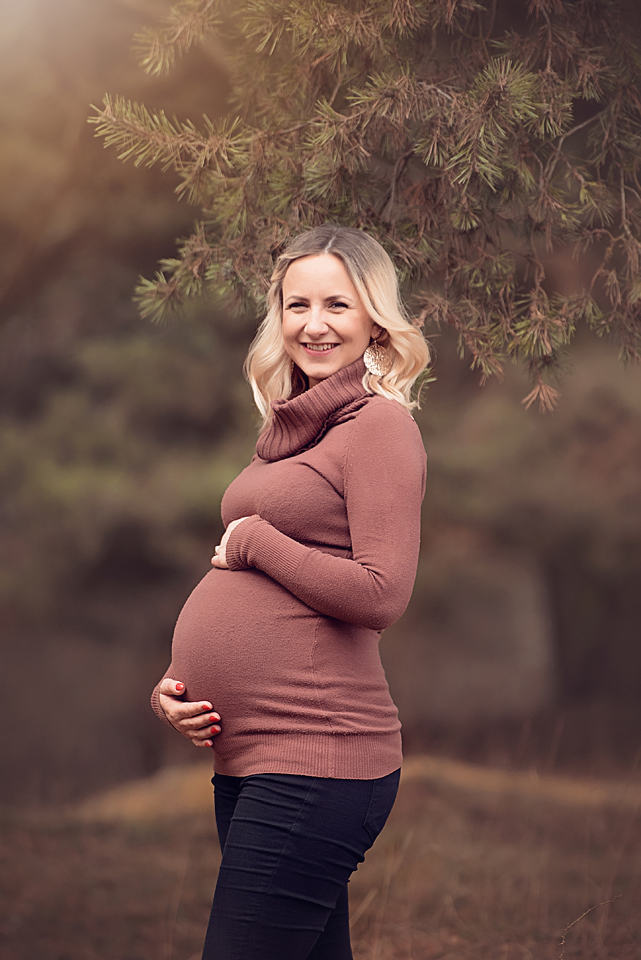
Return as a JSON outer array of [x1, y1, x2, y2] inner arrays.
[[303, 307, 330, 336]]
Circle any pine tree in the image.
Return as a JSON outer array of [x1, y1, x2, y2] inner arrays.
[[90, 0, 641, 409]]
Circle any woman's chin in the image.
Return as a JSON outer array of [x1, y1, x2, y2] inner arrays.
[[296, 352, 360, 385]]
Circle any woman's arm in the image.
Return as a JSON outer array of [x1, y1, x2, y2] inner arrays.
[[223, 401, 426, 631]]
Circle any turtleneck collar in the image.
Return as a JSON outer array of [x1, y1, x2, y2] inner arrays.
[[256, 357, 370, 462]]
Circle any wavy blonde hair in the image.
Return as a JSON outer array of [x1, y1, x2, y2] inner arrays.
[[245, 225, 431, 424]]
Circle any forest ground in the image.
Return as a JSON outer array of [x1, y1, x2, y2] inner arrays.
[[1, 756, 640, 960]]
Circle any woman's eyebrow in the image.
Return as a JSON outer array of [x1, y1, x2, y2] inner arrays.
[[284, 293, 355, 303]]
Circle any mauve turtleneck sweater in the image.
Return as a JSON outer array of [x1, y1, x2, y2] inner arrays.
[[151, 358, 427, 779]]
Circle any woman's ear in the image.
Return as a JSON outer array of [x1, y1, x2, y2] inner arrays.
[[371, 324, 389, 344]]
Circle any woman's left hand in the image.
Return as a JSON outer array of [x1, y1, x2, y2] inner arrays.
[[211, 517, 251, 569]]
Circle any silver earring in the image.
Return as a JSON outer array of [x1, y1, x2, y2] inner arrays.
[[363, 339, 392, 376]]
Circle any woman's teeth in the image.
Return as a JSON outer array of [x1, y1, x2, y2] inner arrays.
[[304, 343, 336, 351]]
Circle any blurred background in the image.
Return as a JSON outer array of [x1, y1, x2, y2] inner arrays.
[[2, 0, 641, 813]]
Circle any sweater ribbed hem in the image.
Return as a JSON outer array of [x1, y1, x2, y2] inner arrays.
[[211, 730, 403, 780]]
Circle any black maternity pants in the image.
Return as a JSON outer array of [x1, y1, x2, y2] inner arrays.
[[200, 768, 400, 960]]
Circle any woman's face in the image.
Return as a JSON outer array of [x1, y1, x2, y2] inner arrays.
[[281, 254, 380, 388]]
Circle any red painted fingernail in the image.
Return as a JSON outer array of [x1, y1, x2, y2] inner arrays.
[[176, 682, 184, 692]]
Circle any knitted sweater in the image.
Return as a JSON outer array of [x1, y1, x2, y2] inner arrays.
[[151, 358, 427, 779]]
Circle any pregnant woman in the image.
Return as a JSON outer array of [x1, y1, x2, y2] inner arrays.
[[152, 224, 430, 960]]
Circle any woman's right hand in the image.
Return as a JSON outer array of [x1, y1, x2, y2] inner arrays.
[[158, 678, 221, 748]]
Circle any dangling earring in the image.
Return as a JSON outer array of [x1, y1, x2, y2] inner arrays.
[[363, 337, 392, 376]]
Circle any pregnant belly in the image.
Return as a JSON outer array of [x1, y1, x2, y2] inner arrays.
[[169, 567, 322, 730]]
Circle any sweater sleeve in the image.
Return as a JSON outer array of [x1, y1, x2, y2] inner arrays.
[[150, 663, 176, 727], [225, 401, 426, 631]]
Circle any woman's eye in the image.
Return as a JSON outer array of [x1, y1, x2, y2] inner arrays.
[[330, 301, 348, 309], [287, 302, 307, 310]]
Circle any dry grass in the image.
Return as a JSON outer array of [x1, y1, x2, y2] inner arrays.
[[349, 777, 640, 959], [1, 757, 640, 960]]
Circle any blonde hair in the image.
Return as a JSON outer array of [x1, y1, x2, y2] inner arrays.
[[245, 225, 431, 424]]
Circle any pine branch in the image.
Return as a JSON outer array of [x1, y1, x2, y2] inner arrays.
[[133, 0, 222, 77], [93, 0, 641, 404], [89, 97, 243, 189], [542, 110, 606, 181]]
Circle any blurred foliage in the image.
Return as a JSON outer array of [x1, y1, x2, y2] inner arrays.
[[416, 337, 641, 698], [422, 349, 641, 560], [0, 0, 249, 623], [0, 310, 255, 619], [93, 0, 641, 409]]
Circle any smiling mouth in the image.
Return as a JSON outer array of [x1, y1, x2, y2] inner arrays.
[[301, 343, 339, 353]]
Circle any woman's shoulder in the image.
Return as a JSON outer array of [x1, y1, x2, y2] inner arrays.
[[356, 394, 422, 432], [343, 395, 426, 495], [348, 395, 426, 459]]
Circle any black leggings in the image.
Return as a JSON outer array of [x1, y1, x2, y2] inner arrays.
[[201, 768, 400, 960]]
